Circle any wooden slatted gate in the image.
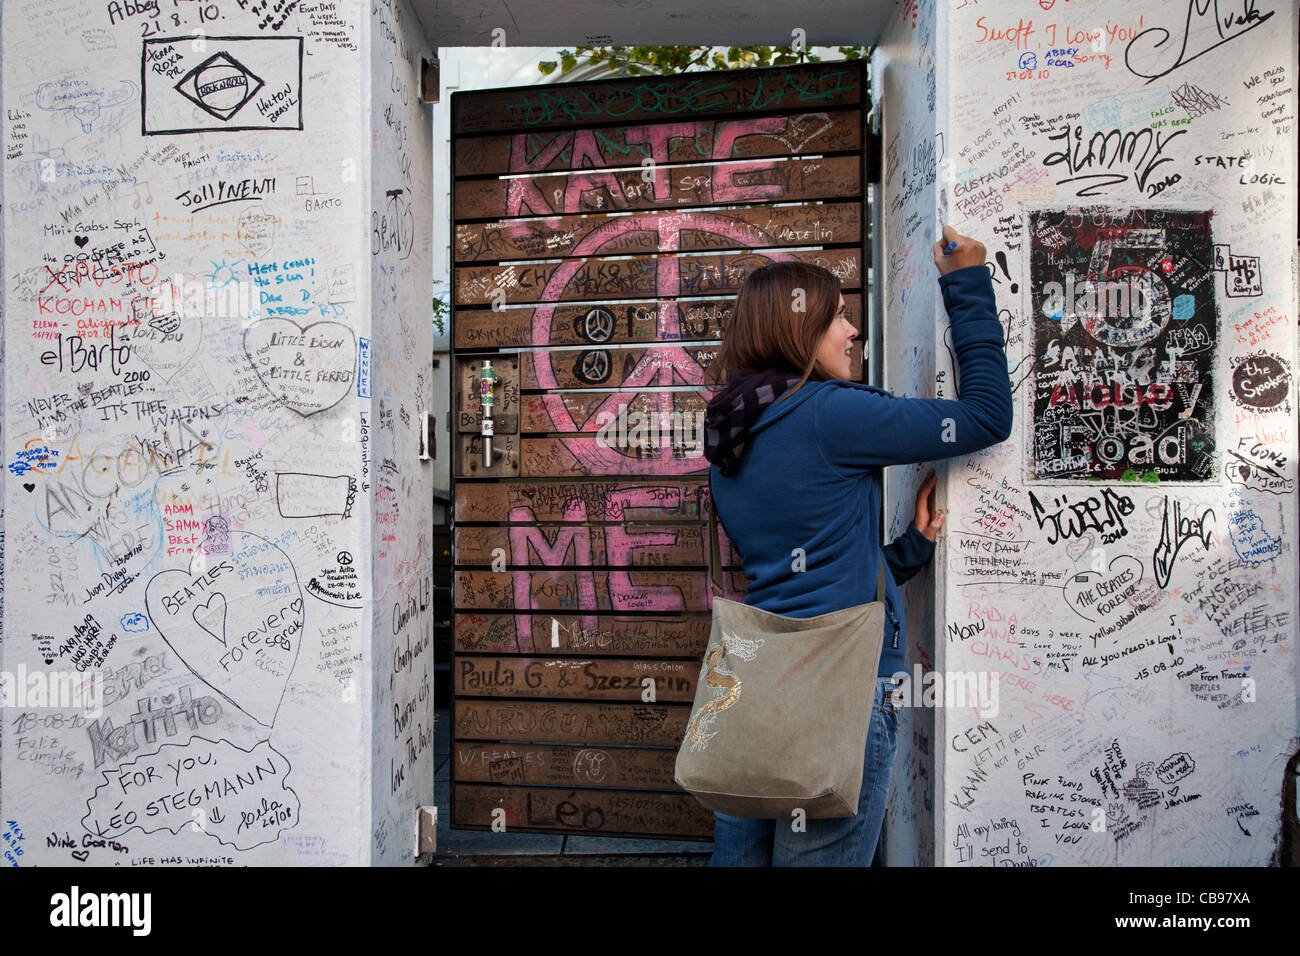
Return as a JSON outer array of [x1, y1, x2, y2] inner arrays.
[[450, 60, 873, 839]]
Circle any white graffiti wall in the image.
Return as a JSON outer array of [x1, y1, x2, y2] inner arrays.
[[366, 0, 434, 866], [875, 0, 942, 867], [0, 0, 434, 866], [924, 0, 1298, 865]]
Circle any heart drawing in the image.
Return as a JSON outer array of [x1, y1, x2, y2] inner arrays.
[[192, 593, 228, 643], [144, 532, 304, 727], [243, 318, 356, 416], [130, 311, 202, 382], [1063, 532, 1095, 564]]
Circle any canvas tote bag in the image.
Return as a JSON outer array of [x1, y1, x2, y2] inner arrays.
[[674, 473, 889, 818]]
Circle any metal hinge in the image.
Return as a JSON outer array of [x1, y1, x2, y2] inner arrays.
[[416, 805, 437, 856], [419, 411, 435, 461], [865, 127, 881, 185], [420, 56, 440, 104]]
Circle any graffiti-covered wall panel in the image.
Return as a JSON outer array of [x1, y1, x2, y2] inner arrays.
[[876, 0, 942, 868], [367, 0, 435, 866], [0, 0, 390, 866], [931, 0, 1297, 866]]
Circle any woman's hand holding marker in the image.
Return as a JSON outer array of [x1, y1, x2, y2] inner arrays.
[[933, 224, 986, 276]]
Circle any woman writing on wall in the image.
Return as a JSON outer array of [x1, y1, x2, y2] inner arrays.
[[701, 224, 1014, 866]]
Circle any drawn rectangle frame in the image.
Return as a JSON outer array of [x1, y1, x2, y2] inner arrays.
[[141, 35, 305, 136], [1019, 201, 1222, 487]]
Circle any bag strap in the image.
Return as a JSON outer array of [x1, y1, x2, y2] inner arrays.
[[708, 470, 889, 604], [708, 470, 723, 598], [875, 547, 887, 604]]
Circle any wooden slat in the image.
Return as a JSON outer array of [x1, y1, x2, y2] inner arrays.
[[516, 344, 860, 392], [452, 783, 715, 837], [454, 248, 863, 306], [454, 656, 696, 702], [457, 434, 519, 477], [452, 62, 863, 135], [453, 612, 710, 657], [454, 569, 731, 611], [454, 742, 682, 790], [455, 202, 862, 263], [453, 479, 710, 522], [454, 154, 861, 220], [518, 437, 713, 478], [456, 298, 722, 351], [520, 391, 707, 434], [453, 109, 863, 177], [521, 344, 717, 390], [453, 293, 864, 352], [454, 523, 738, 568], [454, 699, 689, 746]]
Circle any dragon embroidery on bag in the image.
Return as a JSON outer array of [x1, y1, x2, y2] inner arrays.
[[685, 628, 764, 751]]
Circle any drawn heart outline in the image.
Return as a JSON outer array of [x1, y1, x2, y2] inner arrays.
[[784, 112, 834, 151], [144, 533, 304, 728], [1064, 532, 1095, 564], [242, 318, 356, 417], [130, 312, 203, 383], [192, 593, 228, 644]]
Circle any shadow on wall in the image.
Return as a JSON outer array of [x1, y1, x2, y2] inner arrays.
[[1279, 749, 1300, 865]]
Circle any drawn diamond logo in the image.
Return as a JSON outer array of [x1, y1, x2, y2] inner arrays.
[[174, 52, 264, 122]]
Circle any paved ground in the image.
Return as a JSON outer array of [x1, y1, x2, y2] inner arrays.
[[430, 709, 714, 866]]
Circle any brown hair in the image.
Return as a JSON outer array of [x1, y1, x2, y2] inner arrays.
[[708, 261, 843, 406]]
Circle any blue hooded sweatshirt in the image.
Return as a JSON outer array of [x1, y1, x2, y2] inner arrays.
[[709, 264, 1014, 678]]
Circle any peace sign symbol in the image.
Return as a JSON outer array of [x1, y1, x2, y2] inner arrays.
[[583, 307, 615, 343], [532, 212, 796, 475], [576, 350, 611, 384]]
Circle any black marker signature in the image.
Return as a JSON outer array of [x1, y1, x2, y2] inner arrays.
[[1125, 0, 1276, 85], [1152, 496, 1215, 589], [1043, 124, 1186, 198]]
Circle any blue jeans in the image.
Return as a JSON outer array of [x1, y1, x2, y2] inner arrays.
[[709, 676, 899, 867]]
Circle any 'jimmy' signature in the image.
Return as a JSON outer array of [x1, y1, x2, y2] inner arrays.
[[1125, 0, 1276, 84]]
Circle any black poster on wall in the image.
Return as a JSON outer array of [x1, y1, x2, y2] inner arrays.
[[1027, 206, 1217, 482]]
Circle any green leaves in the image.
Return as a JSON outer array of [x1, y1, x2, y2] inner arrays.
[[432, 294, 448, 337], [537, 43, 872, 78]]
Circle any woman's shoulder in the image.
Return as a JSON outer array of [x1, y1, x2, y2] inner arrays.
[[819, 379, 895, 399]]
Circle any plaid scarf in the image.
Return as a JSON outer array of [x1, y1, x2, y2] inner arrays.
[[704, 367, 804, 477]]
